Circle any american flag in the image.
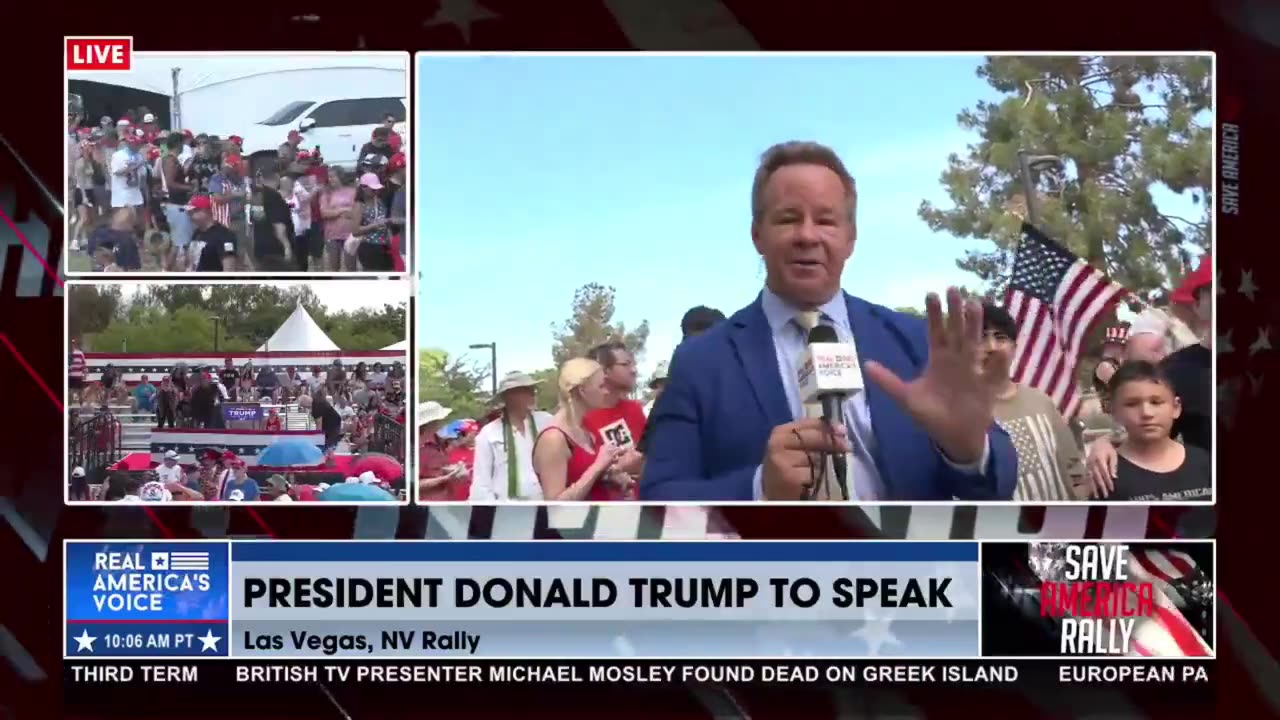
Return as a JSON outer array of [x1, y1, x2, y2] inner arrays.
[[1005, 223, 1128, 418], [1124, 546, 1214, 658]]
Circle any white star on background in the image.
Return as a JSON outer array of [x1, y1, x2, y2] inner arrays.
[[74, 629, 96, 652], [1250, 328, 1271, 356], [850, 611, 902, 656], [1219, 329, 1235, 355], [425, 0, 498, 43], [1239, 270, 1259, 301], [199, 629, 221, 652], [1250, 373, 1265, 396], [611, 634, 636, 657]]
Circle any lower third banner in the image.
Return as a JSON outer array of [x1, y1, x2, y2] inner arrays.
[[67, 539, 981, 659], [227, 540, 979, 658]]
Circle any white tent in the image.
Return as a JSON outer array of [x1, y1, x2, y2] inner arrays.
[[68, 54, 406, 98], [258, 304, 340, 352], [381, 340, 408, 352]]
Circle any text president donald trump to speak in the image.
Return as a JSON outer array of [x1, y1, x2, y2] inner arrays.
[[640, 141, 1017, 502]]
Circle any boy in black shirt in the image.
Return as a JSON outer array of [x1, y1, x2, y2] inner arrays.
[[248, 169, 295, 271], [186, 195, 238, 271], [1105, 361, 1211, 502]]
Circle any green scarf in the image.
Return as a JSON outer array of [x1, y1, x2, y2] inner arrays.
[[504, 411, 539, 499]]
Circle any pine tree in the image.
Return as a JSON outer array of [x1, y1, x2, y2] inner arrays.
[[920, 56, 1212, 302]]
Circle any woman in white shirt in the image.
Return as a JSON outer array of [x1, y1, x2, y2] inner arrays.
[[469, 371, 554, 501]]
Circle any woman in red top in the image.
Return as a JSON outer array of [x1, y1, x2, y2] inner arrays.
[[533, 358, 625, 501], [445, 420, 479, 501]]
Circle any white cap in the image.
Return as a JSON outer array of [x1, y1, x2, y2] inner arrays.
[[358, 470, 379, 485], [142, 113, 156, 123], [139, 481, 171, 503], [164, 450, 179, 460], [71, 466, 86, 477], [317, 483, 331, 492], [1129, 309, 1168, 338], [275, 494, 294, 502], [228, 489, 246, 501]]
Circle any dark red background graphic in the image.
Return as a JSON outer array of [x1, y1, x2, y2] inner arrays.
[[1, 1, 1275, 717]]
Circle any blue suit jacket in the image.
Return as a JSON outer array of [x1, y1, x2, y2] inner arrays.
[[639, 292, 1017, 501]]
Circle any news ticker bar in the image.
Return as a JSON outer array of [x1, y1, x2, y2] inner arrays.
[[63, 659, 1216, 696], [64, 539, 1215, 660]]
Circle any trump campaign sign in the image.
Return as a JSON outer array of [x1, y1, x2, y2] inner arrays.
[[65, 37, 133, 71]]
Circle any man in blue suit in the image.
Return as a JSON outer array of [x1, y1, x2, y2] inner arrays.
[[640, 141, 1017, 501]]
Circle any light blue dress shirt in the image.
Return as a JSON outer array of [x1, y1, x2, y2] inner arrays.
[[750, 287, 989, 500]]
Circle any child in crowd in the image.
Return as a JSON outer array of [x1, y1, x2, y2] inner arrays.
[[1105, 361, 1211, 501]]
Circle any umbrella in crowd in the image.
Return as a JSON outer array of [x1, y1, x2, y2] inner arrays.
[[257, 438, 325, 467], [349, 453, 404, 483], [317, 483, 397, 502]]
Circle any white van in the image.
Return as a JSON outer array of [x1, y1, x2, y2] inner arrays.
[[237, 96, 407, 172]]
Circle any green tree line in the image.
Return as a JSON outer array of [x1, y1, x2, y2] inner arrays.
[[70, 285, 406, 353]]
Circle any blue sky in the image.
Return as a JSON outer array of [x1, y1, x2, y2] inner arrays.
[[416, 54, 1202, 380]]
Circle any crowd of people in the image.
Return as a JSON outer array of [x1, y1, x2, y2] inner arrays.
[[416, 307, 722, 502], [66, 105, 407, 273], [417, 141, 1212, 504], [69, 344, 409, 502], [83, 451, 396, 503]]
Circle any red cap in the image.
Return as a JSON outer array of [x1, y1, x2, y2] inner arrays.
[[388, 152, 406, 170], [229, 135, 243, 144], [147, 147, 160, 161], [1171, 256, 1212, 304], [223, 154, 243, 169], [182, 129, 194, 138], [186, 195, 213, 212]]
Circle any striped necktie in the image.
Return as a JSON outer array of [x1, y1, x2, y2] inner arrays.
[[794, 311, 840, 501]]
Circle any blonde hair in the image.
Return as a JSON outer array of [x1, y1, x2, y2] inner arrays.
[[557, 357, 602, 430]]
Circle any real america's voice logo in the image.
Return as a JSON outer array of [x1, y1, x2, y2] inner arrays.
[[93, 549, 213, 611], [65, 542, 231, 658]]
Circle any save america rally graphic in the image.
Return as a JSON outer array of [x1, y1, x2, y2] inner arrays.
[[64, 541, 230, 658]]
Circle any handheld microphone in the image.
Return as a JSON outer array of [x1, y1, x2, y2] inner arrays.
[[796, 325, 864, 500]]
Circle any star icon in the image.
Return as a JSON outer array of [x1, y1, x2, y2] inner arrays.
[[1239, 270, 1259, 302], [424, 0, 498, 44], [850, 612, 902, 656], [73, 629, 97, 652], [1218, 329, 1234, 355], [1250, 328, 1271, 356], [198, 629, 221, 652]]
